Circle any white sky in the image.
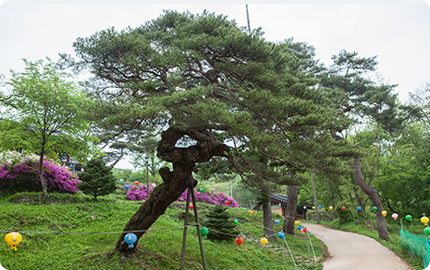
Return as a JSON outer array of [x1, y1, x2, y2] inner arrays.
[[1, 0, 430, 169]]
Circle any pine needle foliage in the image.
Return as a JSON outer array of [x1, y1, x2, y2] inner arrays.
[[78, 158, 116, 200], [201, 205, 240, 241]]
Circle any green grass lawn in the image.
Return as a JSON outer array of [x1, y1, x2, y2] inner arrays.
[[0, 192, 324, 270]]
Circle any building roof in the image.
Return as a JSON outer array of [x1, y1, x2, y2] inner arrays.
[[270, 193, 288, 204]]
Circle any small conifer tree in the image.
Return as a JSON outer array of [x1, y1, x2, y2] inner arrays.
[[201, 205, 240, 241], [78, 158, 116, 200]]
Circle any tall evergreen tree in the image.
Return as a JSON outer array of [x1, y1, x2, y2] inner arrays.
[[62, 11, 356, 256]]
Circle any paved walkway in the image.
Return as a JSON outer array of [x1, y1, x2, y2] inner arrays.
[[303, 223, 413, 270]]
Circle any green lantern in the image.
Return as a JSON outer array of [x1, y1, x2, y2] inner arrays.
[[425, 227, 430, 236], [372, 206, 377, 212], [199, 188, 204, 192], [405, 215, 412, 221], [234, 219, 239, 225], [200, 227, 209, 238]]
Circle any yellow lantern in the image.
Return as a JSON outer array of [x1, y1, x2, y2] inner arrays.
[[249, 210, 254, 216], [260, 237, 268, 245], [4, 232, 22, 251], [294, 221, 299, 226], [421, 216, 429, 225], [312, 206, 315, 210], [381, 211, 387, 217], [329, 206, 333, 210]]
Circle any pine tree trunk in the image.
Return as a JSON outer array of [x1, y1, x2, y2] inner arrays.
[[113, 127, 229, 257], [353, 157, 390, 241], [262, 191, 276, 241], [283, 185, 297, 235], [311, 173, 320, 223], [39, 150, 47, 198]]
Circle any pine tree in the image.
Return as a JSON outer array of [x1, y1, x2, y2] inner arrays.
[[78, 158, 116, 200], [201, 205, 240, 241]]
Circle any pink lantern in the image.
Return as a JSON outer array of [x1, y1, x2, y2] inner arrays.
[[151, 183, 156, 188], [81, 168, 84, 172], [392, 213, 399, 220], [303, 206, 307, 209], [300, 228, 306, 234]]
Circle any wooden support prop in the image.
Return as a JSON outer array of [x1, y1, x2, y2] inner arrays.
[[179, 187, 207, 270]]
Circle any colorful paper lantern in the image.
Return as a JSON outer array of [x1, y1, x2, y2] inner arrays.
[[120, 179, 124, 183], [297, 225, 302, 230], [425, 227, 430, 236], [70, 165, 73, 168], [190, 205, 194, 210], [200, 227, 209, 238], [274, 219, 280, 225], [372, 206, 377, 212], [199, 188, 204, 192], [226, 201, 230, 206], [81, 168, 84, 172], [405, 215, 412, 221], [4, 232, 22, 251], [260, 237, 268, 245], [341, 207, 346, 211], [124, 185, 129, 190], [318, 206, 322, 209], [134, 181, 139, 185], [249, 210, 253, 216], [278, 232, 285, 239], [295, 221, 300, 226], [357, 207, 362, 211], [312, 206, 315, 210], [391, 213, 398, 220], [382, 211, 387, 217], [234, 219, 239, 225], [151, 183, 156, 188], [235, 237, 244, 246], [302, 227, 307, 233], [303, 206, 307, 209], [124, 233, 137, 248], [329, 206, 333, 210]]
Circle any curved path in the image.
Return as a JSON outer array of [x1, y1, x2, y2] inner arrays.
[[303, 223, 413, 270]]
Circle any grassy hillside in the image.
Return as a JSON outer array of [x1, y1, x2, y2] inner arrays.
[[0, 192, 324, 270]]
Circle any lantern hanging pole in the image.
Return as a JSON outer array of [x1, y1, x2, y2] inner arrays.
[[283, 237, 297, 269], [306, 228, 310, 258], [190, 186, 207, 270], [282, 234, 285, 264], [179, 189, 191, 270]]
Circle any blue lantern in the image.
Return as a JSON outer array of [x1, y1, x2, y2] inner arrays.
[[298, 225, 302, 230], [357, 207, 362, 211], [278, 232, 285, 239], [318, 205, 322, 209], [274, 219, 280, 225], [124, 185, 129, 190], [120, 179, 124, 183], [70, 165, 73, 168], [124, 233, 137, 248], [428, 240, 430, 246]]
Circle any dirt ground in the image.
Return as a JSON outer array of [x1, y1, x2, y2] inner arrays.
[[303, 223, 413, 270]]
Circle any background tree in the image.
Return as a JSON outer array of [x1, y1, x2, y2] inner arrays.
[[0, 58, 99, 197], [201, 205, 240, 241], [78, 157, 116, 200]]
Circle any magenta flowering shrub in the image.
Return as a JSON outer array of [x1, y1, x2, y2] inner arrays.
[[0, 158, 80, 193], [126, 185, 239, 207]]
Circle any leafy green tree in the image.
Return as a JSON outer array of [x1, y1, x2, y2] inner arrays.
[[0, 58, 99, 198], [201, 205, 240, 241], [78, 158, 116, 200], [63, 11, 356, 256]]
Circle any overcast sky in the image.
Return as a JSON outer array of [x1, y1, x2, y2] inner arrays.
[[1, 0, 429, 169]]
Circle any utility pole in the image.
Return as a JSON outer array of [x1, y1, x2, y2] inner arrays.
[[246, 4, 251, 34]]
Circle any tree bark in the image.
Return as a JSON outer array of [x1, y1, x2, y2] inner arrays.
[[283, 185, 297, 235], [353, 157, 390, 241], [39, 148, 47, 198], [262, 191, 276, 241], [113, 126, 229, 256], [311, 172, 320, 223]]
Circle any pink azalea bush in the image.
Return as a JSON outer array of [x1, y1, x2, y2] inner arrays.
[[126, 185, 239, 207], [0, 158, 80, 193]]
